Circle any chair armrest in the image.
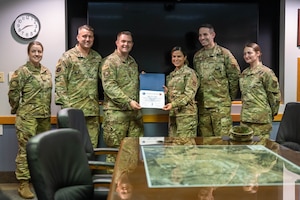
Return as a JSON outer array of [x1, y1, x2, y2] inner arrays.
[[93, 174, 113, 180], [93, 176, 112, 188], [93, 179, 111, 199], [93, 147, 119, 155], [88, 160, 115, 170]]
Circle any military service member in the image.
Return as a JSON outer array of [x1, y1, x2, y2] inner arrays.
[[101, 31, 144, 163], [193, 23, 241, 137], [163, 46, 199, 137], [240, 42, 281, 139], [55, 25, 102, 147], [8, 41, 52, 199]]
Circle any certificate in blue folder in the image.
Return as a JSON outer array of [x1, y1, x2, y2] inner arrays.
[[139, 73, 165, 109]]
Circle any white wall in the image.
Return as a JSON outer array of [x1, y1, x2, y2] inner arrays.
[[0, 0, 65, 116]]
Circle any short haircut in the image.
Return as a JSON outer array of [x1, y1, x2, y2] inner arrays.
[[199, 23, 215, 32], [78, 24, 94, 34], [117, 31, 133, 39]]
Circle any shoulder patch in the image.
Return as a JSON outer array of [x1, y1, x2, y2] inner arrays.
[[10, 80, 18, 87]]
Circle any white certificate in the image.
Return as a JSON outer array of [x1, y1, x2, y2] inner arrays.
[[139, 90, 165, 109]]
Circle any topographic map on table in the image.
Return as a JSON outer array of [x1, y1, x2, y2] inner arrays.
[[141, 145, 300, 188]]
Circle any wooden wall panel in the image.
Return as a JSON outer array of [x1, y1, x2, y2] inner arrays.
[[0, 114, 282, 125]]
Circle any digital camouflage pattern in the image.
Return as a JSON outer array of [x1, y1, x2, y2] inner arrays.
[[8, 62, 52, 180], [240, 121, 272, 139], [193, 44, 240, 107], [193, 44, 241, 136], [101, 50, 140, 111], [86, 116, 100, 147], [8, 62, 52, 117], [198, 106, 232, 136], [55, 45, 101, 116], [101, 50, 144, 161], [55, 45, 102, 147], [102, 110, 143, 147], [169, 115, 198, 137], [166, 64, 199, 137], [240, 64, 281, 137], [15, 117, 51, 180]]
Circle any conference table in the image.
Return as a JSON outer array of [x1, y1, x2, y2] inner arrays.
[[107, 137, 300, 200]]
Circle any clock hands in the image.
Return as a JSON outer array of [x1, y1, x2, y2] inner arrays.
[[20, 25, 34, 31]]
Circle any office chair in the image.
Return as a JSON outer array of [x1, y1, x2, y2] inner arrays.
[[275, 102, 300, 151], [26, 128, 109, 200], [56, 108, 118, 178]]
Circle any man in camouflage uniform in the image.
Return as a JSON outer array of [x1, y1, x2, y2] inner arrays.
[[163, 46, 199, 137], [8, 41, 52, 199], [55, 25, 102, 147], [101, 31, 144, 163], [240, 42, 281, 139], [193, 24, 241, 137]]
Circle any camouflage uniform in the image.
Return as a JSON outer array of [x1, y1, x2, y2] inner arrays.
[[193, 44, 240, 136], [8, 61, 52, 181], [101, 50, 144, 162], [166, 64, 199, 137], [55, 45, 102, 147], [240, 64, 281, 138]]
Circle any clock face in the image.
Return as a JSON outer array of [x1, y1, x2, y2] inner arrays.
[[13, 13, 41, 39]]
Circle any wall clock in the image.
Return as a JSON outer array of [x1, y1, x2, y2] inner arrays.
[[13, 13, 41, 40]]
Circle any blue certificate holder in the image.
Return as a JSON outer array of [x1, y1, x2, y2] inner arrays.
[[139, 73, 165, 109]]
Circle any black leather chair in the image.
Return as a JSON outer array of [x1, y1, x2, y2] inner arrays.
[[56, 108, 118, 179], [275, 102, 300, 151], [26, 128, 109, 200]]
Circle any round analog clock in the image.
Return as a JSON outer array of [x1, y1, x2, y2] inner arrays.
[[13, 13, 41, 40]]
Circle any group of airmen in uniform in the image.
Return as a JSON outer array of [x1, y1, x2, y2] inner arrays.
[[7, 23, 280, 199]]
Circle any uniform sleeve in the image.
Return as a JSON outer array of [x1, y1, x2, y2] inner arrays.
[[101, 59, 132, 110], [224, 49, 241, 100], [55, 55, 70, 107], [8, 70, 23, 114], [264, 70, 281, 117], [172, 70, 199, 108]]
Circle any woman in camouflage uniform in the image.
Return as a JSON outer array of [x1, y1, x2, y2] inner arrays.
[[240, 42, 281, 139], [8, 41, 52, 199], [163, 46, 199, 137]]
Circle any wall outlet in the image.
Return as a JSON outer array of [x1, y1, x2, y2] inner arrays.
[[0, 125, 3, 135], [0, 72, 4, 83]]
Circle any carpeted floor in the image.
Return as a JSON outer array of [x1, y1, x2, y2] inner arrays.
[[0, 183, 37, 200], [0, 172, 37, 199]]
